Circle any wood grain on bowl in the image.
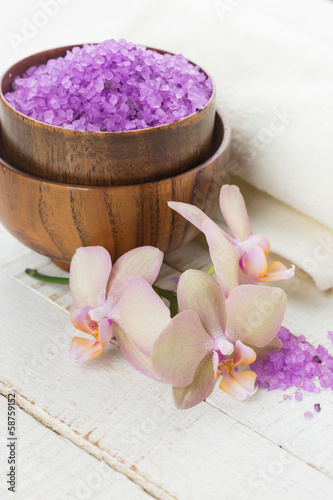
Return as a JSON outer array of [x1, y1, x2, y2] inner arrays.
[[0, 112, 230, 269], [0, 44, 216, 186]]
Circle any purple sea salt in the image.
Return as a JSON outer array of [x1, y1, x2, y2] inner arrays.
[[4, 39, 213, 132], [295, 392, 303, 402], [328, 331, 333, 345], [304, 411, 313, 419], [314, 403, 321, 413], [251, 326, 333, 394]]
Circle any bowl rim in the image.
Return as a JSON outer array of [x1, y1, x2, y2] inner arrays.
[[0, 42, 216, 136], [0, 110, 230, 189]]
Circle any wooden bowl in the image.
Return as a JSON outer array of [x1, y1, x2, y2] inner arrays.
[[0, 44, 216, 186], [0, 112, 230, 270]]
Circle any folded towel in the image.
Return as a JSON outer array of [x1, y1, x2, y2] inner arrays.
[[126, 0, 333, 289], [2, 0, 333, 289]]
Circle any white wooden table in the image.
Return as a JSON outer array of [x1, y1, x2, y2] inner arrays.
[[1, 220, 333, 500]]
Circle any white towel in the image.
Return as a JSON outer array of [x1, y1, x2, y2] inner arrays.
[[2, 0, 333, 289], [125, 0, 333, 290]]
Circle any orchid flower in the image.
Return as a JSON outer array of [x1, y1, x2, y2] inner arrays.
[[151, 270, 286, 409], [69, 246, 170, 378], [168, 185, 294, 296]]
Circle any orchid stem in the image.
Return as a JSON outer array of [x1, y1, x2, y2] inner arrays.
[[153, 285, 179, 318], [25, 268, 179, 317], [206, 264, 215, 276], [25, 268, 69, 285]]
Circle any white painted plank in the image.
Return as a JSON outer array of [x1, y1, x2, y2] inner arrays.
[[208, 384, 333, 479], [0, 395, 153, 500], [0, 270, 333, 500]]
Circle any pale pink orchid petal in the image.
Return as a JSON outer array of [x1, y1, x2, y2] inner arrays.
[[151, 310, 214, 387], [225, 285, 287, 348], [241, 246, 268, 280], [69, 337, 104, 362], [167, 201, 211, 232], [259, 261, 295, 282], [219, 185, 252, 241], [70, 246, 111, 309], [202, 219, 240, 297], [237, 269, 257, 286], [219, 370, 257, 400], [177, 269, 227, 338], [172, 354, 216, 409], [71, 306, 98, 335], [106, 246, 163, 306], [233, 340, 257, 368], [250, 336, 282, 360], [113, 324, 159, 380], [98, 318, 114, 348], [168, 201, 232, 241], [112, 277, 170, 356]]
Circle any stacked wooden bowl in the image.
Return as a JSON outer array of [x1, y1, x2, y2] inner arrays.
[[0, 45, 231, 270]]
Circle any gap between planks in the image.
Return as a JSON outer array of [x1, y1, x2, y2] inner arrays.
[[0, 387, 175, 500], [0, 393, 156, 500]]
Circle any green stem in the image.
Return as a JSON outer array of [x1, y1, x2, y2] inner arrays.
[[153, 285, 179, 318], [206, 264, 215, 276], [25, 268, 179, 317], [25, 268, 69, 285]]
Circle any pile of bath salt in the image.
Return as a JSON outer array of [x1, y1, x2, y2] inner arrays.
[[251, 327, 333, 393], [5, 39, 213, 132]]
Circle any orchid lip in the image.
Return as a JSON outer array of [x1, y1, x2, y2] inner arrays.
[[239, 255, 246, 273]]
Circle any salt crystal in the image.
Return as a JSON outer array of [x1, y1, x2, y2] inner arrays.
[[302, 379, 316, 392], [44, 110, 54, 124], [5, 39, 212, 132], [295, 392, 303, 402], [314, 403, 321, 412], [304, 411, 313, 419], [50, 98, 60, 109]]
